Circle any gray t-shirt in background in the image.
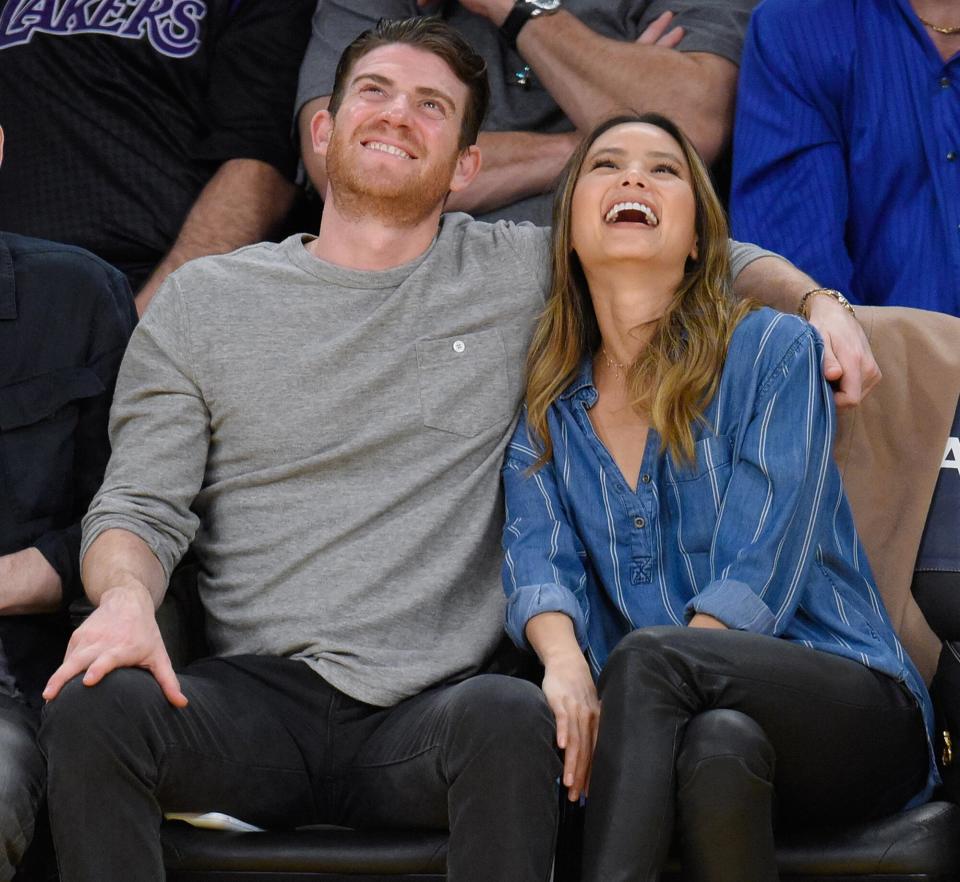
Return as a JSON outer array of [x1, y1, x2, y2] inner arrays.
[[296, 0, 758, 225]]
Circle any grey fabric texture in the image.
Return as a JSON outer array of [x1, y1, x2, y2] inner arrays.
[[296, 0, 759, 224], [82, 218, 549, 707]]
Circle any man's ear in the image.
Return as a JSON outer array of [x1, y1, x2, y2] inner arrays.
[[310, 109, 334, 158], [448, 144, 482, 195]]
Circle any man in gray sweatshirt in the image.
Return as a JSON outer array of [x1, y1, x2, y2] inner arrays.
[[38, 16, 880, 882]]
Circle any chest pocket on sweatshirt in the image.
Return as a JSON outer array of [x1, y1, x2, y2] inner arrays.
[[416, 330, 511, 437]]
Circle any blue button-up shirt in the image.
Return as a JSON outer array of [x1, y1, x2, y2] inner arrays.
[[502, 308, 936, 803], [730, 0, 960, 314]]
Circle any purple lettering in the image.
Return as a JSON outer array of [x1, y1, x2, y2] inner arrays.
[[87, 0, 133, 31], [0, 0, 203, 56], [0, 2, 31, 47], [9, 0, 57, 32], [122, 0, 170, 46], [151, 0, 203, 57], [51, 0, 97, 31]]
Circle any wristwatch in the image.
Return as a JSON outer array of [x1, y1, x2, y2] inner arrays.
[[500, 0, 562, 52]]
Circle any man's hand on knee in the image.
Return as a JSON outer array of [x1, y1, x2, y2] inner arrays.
[[43, 584, 187, 708]]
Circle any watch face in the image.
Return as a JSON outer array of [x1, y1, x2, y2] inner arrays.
[[526, 0, 561, 9]]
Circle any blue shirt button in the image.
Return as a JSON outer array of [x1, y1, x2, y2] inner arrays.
[[941, 77, 951, 88], [634, 516, 646, 528], [948, 151, 958, 162]]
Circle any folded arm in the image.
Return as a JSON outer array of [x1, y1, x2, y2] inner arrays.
[[515, 10, 737, 163]]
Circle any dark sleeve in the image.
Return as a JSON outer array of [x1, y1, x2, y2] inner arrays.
[[32, 266, 136, 607], [195, 0, 318, 178]]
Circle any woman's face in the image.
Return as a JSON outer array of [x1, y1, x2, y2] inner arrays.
[[570, 122, 698, 274]]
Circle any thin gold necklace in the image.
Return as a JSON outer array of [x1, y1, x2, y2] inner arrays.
[[917, 14, 960, 34], [601, 347, 627, 375]]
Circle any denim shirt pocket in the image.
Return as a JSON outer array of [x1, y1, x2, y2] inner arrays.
[[416, 329, 512, 437], [664, 434, 734, 555], [0, 367, 105, 522]]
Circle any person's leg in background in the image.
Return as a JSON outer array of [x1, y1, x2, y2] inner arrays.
[[0, 694, 44, 882]]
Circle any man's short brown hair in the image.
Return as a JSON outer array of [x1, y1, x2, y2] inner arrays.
[[328, 17, 490, 151]]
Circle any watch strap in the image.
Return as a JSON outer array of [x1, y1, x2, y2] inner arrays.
[[500, 1, 552, 52]]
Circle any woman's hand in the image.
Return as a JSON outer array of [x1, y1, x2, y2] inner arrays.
[[525, 612, 601, 802], [688, 613, 728, 630], [542, 652, 601, 802]]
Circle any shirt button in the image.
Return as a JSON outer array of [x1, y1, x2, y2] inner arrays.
[[634, 516, 646, 529], [640, 473, 651, 484], [941, 77, 951, 88], [452, 340, 465, 353], [948, 151, 958, 162]]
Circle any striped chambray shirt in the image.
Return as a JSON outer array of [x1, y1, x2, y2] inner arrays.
[[502, 307, 936, 803]]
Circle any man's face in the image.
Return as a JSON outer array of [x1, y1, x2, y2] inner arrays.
[[317, 43, 476, 225]]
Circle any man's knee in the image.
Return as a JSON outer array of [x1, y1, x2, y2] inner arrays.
[[441, 675, 558, 776], [677, 709, 775, 785], [40, 668, 168, 760], [450, 674, 552, 739]]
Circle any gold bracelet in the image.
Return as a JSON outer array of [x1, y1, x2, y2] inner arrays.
[[798, 287, 855, 321]]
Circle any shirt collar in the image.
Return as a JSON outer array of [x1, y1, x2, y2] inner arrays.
[[0, 236, 16, 320], [559, 356, 598, 403]]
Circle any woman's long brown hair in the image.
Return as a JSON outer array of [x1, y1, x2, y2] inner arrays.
[[524, 112, 756, 468]]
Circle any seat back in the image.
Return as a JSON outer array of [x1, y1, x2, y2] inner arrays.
[[833, 306, 960, 682], [913, 396, 960, 639]]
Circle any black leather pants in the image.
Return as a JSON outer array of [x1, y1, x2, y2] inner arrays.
[[581, 627, 929, 882]]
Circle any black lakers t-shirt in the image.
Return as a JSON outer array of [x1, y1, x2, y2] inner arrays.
[[0, 0, 313, 287]]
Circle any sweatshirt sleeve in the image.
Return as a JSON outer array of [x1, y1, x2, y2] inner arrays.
[[80, 274, 210, 584]]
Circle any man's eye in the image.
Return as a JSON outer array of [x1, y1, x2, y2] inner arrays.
[[422, 100, 445, 117], [361, 85, 384, 96]]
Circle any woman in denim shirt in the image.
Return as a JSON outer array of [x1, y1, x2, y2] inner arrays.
[[501, 113, 935, 881]]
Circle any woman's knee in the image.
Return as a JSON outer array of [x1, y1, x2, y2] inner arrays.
[[599, 626, 695, 695], [677, 709, 775, 785]]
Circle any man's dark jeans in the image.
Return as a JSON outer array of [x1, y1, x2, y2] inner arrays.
[[39, 655, 560, 882]]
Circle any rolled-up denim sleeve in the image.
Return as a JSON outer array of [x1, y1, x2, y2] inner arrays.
[[686, 324, 836, 634], [501, 411, 589, 652]]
